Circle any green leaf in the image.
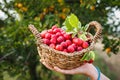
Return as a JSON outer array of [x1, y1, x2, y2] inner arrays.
[[71, 32, 77, 37], [78, 33, 87, 40], [83, 52, 90, 61], [63, 17, 73, 31], [89, 51, 95, 60], [63, 13, 82, 31], [78, 22, 82, 30], [68, 13, 80, 28], [84, 24, 89, 31], [81, 52, 88, 61], [81, 51, 95, 61], [62, 13, 89, 38]]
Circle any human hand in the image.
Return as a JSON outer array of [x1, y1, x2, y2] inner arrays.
[[40, 59, 110, 80], [40, 59, 98, 80]]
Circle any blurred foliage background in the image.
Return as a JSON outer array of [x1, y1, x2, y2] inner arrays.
[[0, 0, 120, 80]]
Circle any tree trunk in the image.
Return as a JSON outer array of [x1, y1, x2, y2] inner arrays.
[[28, 62, 38, 80]]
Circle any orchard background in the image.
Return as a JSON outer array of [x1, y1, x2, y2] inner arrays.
[[0, 0, 120, 80]]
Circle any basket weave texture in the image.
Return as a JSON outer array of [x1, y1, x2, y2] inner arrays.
[[28, 21, 102, 70]]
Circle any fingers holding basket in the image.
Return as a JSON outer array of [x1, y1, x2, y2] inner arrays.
[[40, 59, 81, 74], [53, 66, 78, 74]]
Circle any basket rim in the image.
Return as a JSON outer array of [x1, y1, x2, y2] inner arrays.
[[37, 32, 95, 57]]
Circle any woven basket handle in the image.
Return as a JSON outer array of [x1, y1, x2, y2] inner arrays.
[[28, 24, 42, 42], [86, 21, 102, 42]]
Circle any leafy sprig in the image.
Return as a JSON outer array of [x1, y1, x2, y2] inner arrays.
[[62, 13, 88, 40]]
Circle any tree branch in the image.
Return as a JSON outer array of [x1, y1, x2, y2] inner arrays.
[[0, 51, 15, 62]]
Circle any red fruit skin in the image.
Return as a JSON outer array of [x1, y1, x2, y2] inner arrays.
[[55, 45, 63, 51], [77, 46, 83, 51], [56, 32, 62, 37], [61, 31, 66, 35], [72, 38, 78, 44], [51, 34, 57, 39], [82, 41, 89, 49], [67, 45, 75, 53], [53, 28, 60, 33], [78, 38, 83, 45], [63, 49, 68, 52], [84, 60, 88, 64], [50, 38, 57, 44], [71, 43, 77, 50], [47, 29, 53, 34], [72, 38, 82, 46], [60, 28, 64, 32], [57, 36, 65, 43], [66, 40, 72, 46], [52, 25, 57, 30], [49, 44, 56, 49], [60, 42, 67, 48], [42, 39, 50, 45], [88, 59, 94, 63], [45, 33, 51, 39], [64, 34, 71, 40], [40, 30, 47, 38]]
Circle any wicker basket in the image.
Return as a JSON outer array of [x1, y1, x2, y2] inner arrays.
[[28, 21, 102, 70]]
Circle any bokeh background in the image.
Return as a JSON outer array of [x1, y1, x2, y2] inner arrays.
[[0, 0, 120, 80]]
